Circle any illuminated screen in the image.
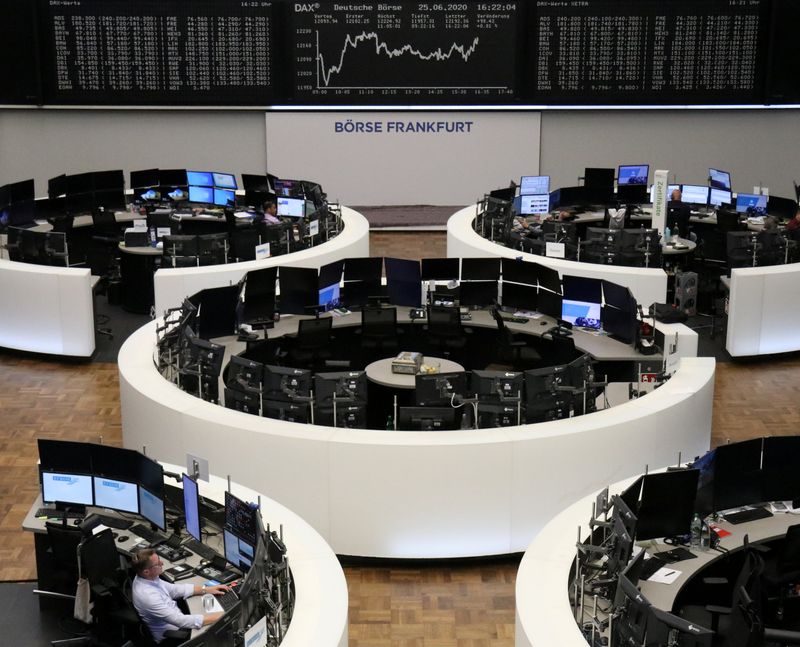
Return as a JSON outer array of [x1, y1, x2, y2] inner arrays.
[[188, 185, 214, 204], [93, 476, 138, 513], [224, 528, 254, 571], [167, 188, 187, 201], [709, 188, 732, 207], [618, 165, 649, 185], [212, 172, 237, 189], [736, 193, 768, 214], [182, 474, 201, 542], [520, 175, 550, 195], [319, 283, 340, 310], [709, 168, 731, 191], [561, 299, 602, 329], [681, 185, 709, 205], [42, 471, 93, 505], [213, 188, 235, 206], [277, 196, 304, 218], [520, 194, 550, 215], [139, 487, 166, 530], [650, 184, 680, 203], [187, 171, 214, 187]]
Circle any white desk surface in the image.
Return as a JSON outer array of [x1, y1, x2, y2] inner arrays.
[[365, 356, 464, 389]]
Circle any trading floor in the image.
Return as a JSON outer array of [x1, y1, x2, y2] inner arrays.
[[1, 231, 799, 647]]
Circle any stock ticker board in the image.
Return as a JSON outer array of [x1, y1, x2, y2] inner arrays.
[[289, 2, 521, 104]]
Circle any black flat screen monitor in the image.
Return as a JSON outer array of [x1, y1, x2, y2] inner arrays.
[[41, 471, 94, 506], [471, 370, 523, 401], [212, 172, 237, 190], [767, 195, 798, 220], [344, 257, 383, 282], [584, 168, 615, 202], [537, 264, 562, 294], [712, 438, 764, 512], [241, 174, 271, 193], [38, 439, 92, 473], [158, 169, 187, 187], [501, 281, 537, 311], [618, 164, 649, 186], [66, 172, 93, 196], [385, 257, 422, 307], [461, 257, 501, 281], [619, 476, 643, 515], [139, 486, 166, 531], [48, 174, 67, 198], [601, 280, 632, 310], [459, 281, 498, 308], [501, 257, 538, 285], [314, 371, 367, 406], [602, 303, 637, 345], [681, 184, 709, 206], [278, 266, 318, 315], [762, 436, 800, 502], [520, 175, 550, 196], [735, 193, 768, 214], [635, 470, 699, 541], [612, 565, 652, 645], [225, 491, 257, 546], [224, 388, 261, 415], [647, 607, 713, 647], [414, 371, 467, 407], [182, 473, 201, 542], [421, 257, 459, 281], [537, 289, 562, 319], [342, 279, 382, 308], [264, 365, 311, 401], [551, 186, 586, 207], [93, 476, 138, 514], [130, 169, 159, 189], [319, 260, 343, 290], [709, 168, 732, 191], [525, 365, 569, 421], [92, 170, 124, 191], [397, 406, 460, 431], [315, 403, 367, 428], [264, 399, 310, 423], [616, 183, 649, 205], [226, 356, 264, 392], [488, 186, 515, 201]]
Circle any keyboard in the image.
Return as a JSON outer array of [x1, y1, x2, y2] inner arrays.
[[184, 538, 219, 561], [93, 514, 133, 530], [724, 507, 773, 525], [36, 508, 83, 520], [155, 544, 192, 562], [130, 523, 167, 545], [217, 589, 240, 612]]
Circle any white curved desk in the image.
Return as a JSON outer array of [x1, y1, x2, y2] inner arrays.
[[153, 206, 370, 314], [446, 205, 668, 308], [120, 319, 714, 559], [0, 258, 96, 357]]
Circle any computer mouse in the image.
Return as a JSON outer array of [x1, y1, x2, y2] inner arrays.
[[117, 535, 129, 543], [73, 519, 81, 526], [112, 531, 119, 538], [540, 321, 547, 326]]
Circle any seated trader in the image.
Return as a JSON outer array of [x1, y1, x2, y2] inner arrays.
[[787, 207, 800, 240], [666, 189, 692, 239], [132, 549, 230, 643]]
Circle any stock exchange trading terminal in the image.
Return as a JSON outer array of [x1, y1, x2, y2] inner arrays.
[[28, 440, 294, 646]]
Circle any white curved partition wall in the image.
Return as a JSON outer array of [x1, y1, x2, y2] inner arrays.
[[153, 206, 370, 314], [120, 319, 714, 559], [158, 462, 349, 647], [726, 263, 800, 357], [0, 259, 96, 357], [446, 205, 668, 309]]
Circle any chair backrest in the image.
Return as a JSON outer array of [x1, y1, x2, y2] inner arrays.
[[727, 231, 753, 254], [45, 521, 83, 574], [427, 305, 462, 336], [362, 307, 397, 337], [80, 528, 122, 587], [297, 317, 333, 348], [717, 209, 744, 232], [91, 208, 120, 238], [778, 523, 800, 572]]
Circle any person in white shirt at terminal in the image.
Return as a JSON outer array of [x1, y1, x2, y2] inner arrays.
[[131, 548, 231, 643]]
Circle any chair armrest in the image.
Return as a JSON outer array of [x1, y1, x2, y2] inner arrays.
[[701, 577, 729, 586], [704, 605, 731, 615], [164, 629, 191, 641], [766, 627, 800, 644]]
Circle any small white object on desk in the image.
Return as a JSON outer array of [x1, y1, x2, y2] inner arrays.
[[647, 566, 681, 584]]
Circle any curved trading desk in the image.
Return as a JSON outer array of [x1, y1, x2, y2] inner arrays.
[[120, 316, 713, 559], [153, 206, 370, 314], [447, 205, 668, 308]]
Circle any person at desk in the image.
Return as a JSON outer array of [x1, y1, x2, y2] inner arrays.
[[787, 207, 800, 240], [131, 548, 230, 643], [666, 189, 692, 239], [262, 198, 280, 225]]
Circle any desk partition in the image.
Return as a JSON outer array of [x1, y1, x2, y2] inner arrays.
[[120, 319, 713, 559]]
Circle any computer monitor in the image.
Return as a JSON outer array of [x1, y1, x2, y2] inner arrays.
[[488, 186, 515, 201], [681, 184, 709, 205], [762, 436, 800, 502], [38, 438, 93, 473], [612, 565, 652, 646], [561, 275, 602, 329], [224, 528, 254, 572], [182, 473, 201, 542], [616, 184, 649, 205], [263, 365, 311, 401], [273, 178, 304, 197], [709, 188, 732, 208], [224, 388, 261, 415], [315, 371, 367, 406], [537, 289, 562, 319], [241, 173, 271, 193], [344, 257, 383, 282], [385, 257, 422, 307], [461, 257, 501, 281], [584, 168, 615, 202], [318, 282, 341, 311], [213, 189, 235, 207], [139, 486, 166, 530], [501, 257, 538, 285], [709, 168, 732, 191], [619, 476, 643, 515], [602, 301, 637, 345], [315, 402, 367, 428], [421, 258, 459, 281], [767, 195, 799, 220], [397, 406, 460, 431], [48, 174, 67, 198], [712, 438, 764, 513], [519, 194, 550, 216], [520, 175, 550, 196], [278, 266, 318, 315], [264, 399, 310, 423], [618, 164, 649, 185], [187, 171, 213, 187], [459, 281, 498, 308], [93, 476, 138, 514], [650, 183, 681, 203], [525, 365, 570, 422], [277, 196, 304, 218], [647, 607, 713, 647], [225, 491, 257, 546], [635, 470, 699, 541], [212, 172, 237, 189], [471, 370, 523, 401], [500, 282, 537, 311], [41, 471, 94, 506], [414, 371, 467, 407], [130, 169, 159, 190], [188, 185, 214, 204], [735, 193, 768, 214], [226, 355, 263, 393]]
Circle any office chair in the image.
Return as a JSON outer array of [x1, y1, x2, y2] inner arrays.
[[727, 231, 758, 269], [87, 208, 123, 294], [34, 520, 84, 603], [760, 523, 800, 622], [238, 267, 277, 338], [288, 317, 333, 369], [520, 236, 546, 255], [45, 231, 70, 267], [490, 307, 540, 368], [197, 232, 229, 266], [3, 226, 24, 261], [162, 234, 199, 268], [360, 306, 400, 357], [426, 305, 467, 357]]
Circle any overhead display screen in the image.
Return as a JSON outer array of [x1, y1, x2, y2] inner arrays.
[[531, 0, 769, 104], [38, 0, 275, 105], [290, 1, 520, 104]]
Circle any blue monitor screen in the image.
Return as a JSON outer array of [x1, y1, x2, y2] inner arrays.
[[167, 188, 187, 202], [277, 196, 305, 218], [42, 471, 94, 505], [561, 299, 602, 329], [319, 283, 340, 311], [188, 185, 214, 204], [520, 194, 550, 215], [618, 165, 649, 185], [93, 476, 138, 513], [735, 193, 768, 214], [709, 168, 731, 191], [213, 188, 235, 207], [139, 486, 166, 530], [182, 473, 201, 541], [650, 183, 680, 203], [709, 188, 732, 207], [681, 184, 709, 205], [520, 175, 550, 196], [187, 171, 214, 187], [224, 528, 254, 570], [212, 172, 237, 189]]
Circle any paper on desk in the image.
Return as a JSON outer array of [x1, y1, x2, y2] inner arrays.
[[513, 310, 540, 318], [647, 567, 681, 584], [92, 524, 110, 535], [234, 211, 254, 219]]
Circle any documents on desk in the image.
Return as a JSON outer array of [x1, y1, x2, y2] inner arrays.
[[647, 566, 681, 585]]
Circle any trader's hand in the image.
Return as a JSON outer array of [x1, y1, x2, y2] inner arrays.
[[206, 584, 231, 596]]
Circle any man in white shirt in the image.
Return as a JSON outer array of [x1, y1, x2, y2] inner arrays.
[[131, 548, 231, 643]]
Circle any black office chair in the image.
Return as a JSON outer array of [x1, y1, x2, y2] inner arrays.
[[760, 523, 800, 622], [360, 306, 400, 358], [34, 520, 84, 603], [490, 307, 540, 368], [238, 267, 277, 339], [197, 232, 229, 266], [162, 234, 199, 268], [289, 317, 333, 369], [727, 231, 757, 269], [87, 208, 123, 297], [426, 305, 467, 357]]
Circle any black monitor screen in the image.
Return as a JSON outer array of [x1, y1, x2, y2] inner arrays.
[[385, 257, 422, 307], [647, 608, 713, 647], [314, 371, 367, 406], [619, 475, 643, 515], [602, 280, 633, 310], [130, 169, 159, 189], [536, 264, 562, 294], [225, 491, 258, 546], [241, 174, 271, 193], [414, 371, 467, 407], [38, 439, 92, 473], [92, 170, 124, 191], [501, 282, 537, 311], [66, 172, 92, 196], [471, 370, 523, 400], [421, 258, 459, 281], [602, 303, 637, 345], [616, 183, 649, 205], [501, 257, 538, 285], [762, 436, 800, 502], [459, 281, 498, 308], [226, 355, 264, 392], [318, 260, 343, 289], [585, 167, 615, 188], [264, 399, 310, 423], [264, 365, 312, 401], [48, 174, 67, 198], [767, 195, 798, 220], [537, 289, 562, 319], [182, 473, 201, 542], [635, 470, 699, 541], [344, 257, 382, 282], [159, 169, 188, 187], [278, 266, 318, 315], [397, 406, 460, 431], [461, 257, 501, 281], [713, 438, 763, 512]]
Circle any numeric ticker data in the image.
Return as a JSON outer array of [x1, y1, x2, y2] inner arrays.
[[40, 0, 275, 105], [291, 2, 520, 104]]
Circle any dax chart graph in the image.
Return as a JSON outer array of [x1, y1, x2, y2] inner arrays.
[[291, 2, 520, 103]]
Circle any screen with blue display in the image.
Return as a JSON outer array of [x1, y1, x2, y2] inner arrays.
[[93, 476, 139, 513], [212, 172, 237, 189], [182, 473, 201, 541], [709, 168, 731, 191], [736, 193, 768, 214], [709, 188, 732, 207], [188, 185, 214, 204], [42, 471, 94, 505], [681, 184, 709, 205], [187, 171, 214, 187], [213, 188, 235, 206], [617, 165, 649, 185], [138, 486, 166, 530]]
